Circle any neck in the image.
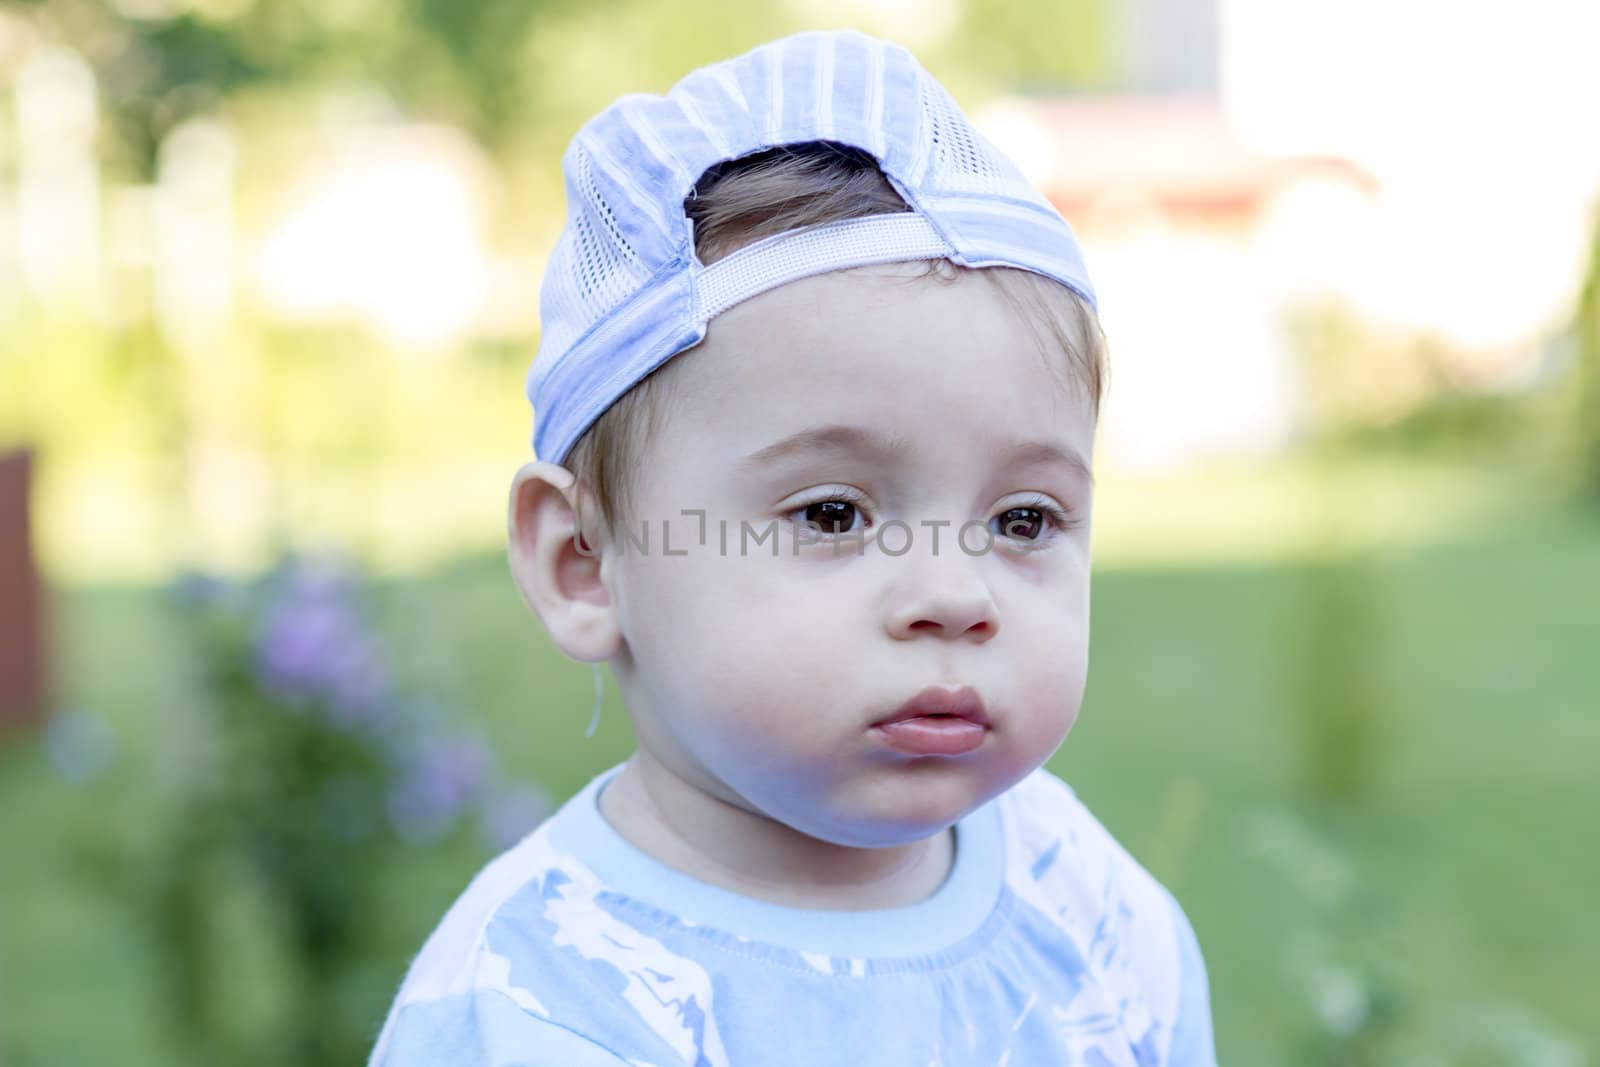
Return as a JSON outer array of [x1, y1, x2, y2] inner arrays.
[[597, 754, 956, 911]]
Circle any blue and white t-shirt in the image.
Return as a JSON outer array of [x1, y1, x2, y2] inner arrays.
[[369, 762, 1216, 1066]]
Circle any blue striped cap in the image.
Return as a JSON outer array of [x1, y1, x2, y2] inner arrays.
[[527, 28, 1098, 465]]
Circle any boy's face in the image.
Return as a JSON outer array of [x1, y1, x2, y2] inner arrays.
[[602, 262, 1097, 849]]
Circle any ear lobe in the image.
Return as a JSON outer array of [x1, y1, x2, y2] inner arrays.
[[507, 461, 621, 663]]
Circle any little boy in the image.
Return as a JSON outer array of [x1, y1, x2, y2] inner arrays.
[[370, 29, 1216, 1066]]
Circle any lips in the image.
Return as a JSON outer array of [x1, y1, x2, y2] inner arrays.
[[876, 685, 991, 728], [872, 686, 991, 757]]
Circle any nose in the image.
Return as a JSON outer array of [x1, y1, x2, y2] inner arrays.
[[883, 548, 1000, 643]]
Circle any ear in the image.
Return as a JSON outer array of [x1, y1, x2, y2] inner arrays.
[[507, 461, 621, 663]]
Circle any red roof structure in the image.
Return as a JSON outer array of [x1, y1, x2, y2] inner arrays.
[[996, 91, 1378, 228]]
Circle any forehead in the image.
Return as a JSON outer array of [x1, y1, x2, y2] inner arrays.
[[659, 263, 1092, 453]]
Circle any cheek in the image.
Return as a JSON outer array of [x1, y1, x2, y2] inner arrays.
[[1010, 578, 1090, 709], [662, 627, 850, 780], [698, 581, 856, 715], [618, 558, 853, 718]]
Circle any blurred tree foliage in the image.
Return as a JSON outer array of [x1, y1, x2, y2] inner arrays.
[[3, 0, 1111, 176], [1288, 553, 1384, 803], [955, 0, 1111, 92], [2, 0, 616, 173], [1572, 200, 1600, 502], [1281, 297, 1543, 464], [0, 0, 1113, 577]]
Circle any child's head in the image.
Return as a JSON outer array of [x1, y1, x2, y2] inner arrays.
[[564, 139, 1105, 542], [510, 31, 1106, 848]]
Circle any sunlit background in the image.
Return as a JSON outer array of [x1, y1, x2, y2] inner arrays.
[[2, 0, 1597, 1063]]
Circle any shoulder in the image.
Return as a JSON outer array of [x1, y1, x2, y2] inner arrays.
[[1165, 891, 1218, 1066], [370, 794, 727, 1067], [999, 765, 1169, 925], [382, 826, 576, 1007], [369, 822, 628, 1063], [997, 767, 1206, 1059]]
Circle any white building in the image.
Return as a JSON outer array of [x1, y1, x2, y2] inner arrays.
[[976, 0, 1600, 470]]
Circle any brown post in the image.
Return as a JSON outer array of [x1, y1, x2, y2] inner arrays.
[[0, 448, 48, 738]]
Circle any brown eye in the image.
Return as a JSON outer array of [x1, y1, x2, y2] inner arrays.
[[804, 499, 859, 533], [994, 507, 1045, 541]]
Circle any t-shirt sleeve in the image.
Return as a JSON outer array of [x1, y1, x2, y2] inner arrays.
[[370, 988, 635, 1067], [1164, 893, 1218, 1067]]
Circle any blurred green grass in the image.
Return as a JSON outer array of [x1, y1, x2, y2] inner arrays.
[[3, 508, 1598, 1065]]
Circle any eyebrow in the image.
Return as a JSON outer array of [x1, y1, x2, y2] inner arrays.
[[736, 423, 1094, 483], [1003, 440, 1096, 485], [737, 425, 913, 469]]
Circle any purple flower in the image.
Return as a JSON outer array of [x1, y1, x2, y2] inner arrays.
[[255, 597, 364, 696], [252, 555, 395, 727], [44, 708, 117, 784], [481, 783, 555, 851], [326, 651, 392, 729], [386, 734, 497, 843]]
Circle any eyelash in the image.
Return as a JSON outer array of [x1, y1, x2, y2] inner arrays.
[[785, 487, 871, 534], [1008, 494, 1081, 537], [783, 490, 1079, 542]]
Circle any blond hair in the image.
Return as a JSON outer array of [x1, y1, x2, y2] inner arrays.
[[565, 140, 1107, 543]]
